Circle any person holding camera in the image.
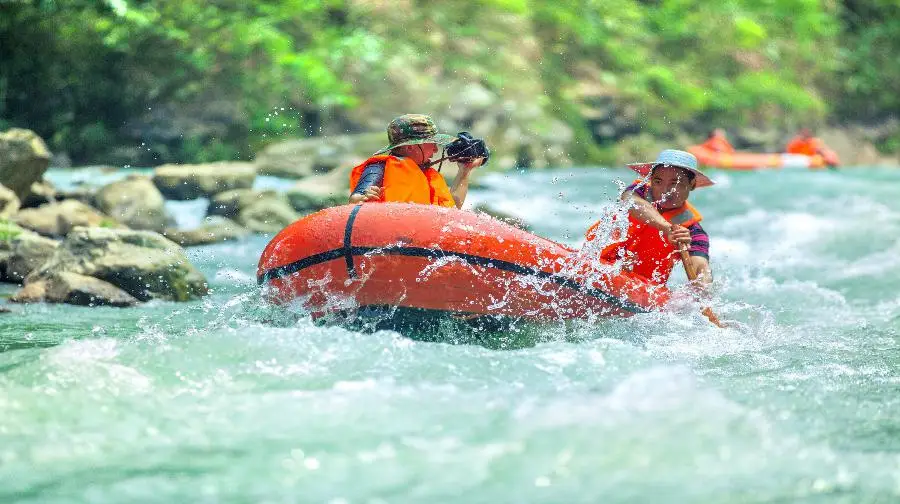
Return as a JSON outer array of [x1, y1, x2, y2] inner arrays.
[[349, 114, 489, 209]]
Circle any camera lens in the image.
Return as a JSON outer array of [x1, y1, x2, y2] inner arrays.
[[446, 132, 489, 165]]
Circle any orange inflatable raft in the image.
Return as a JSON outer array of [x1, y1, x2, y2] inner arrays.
[[687, 145, 838, 170], [257, 203, 669, 330]]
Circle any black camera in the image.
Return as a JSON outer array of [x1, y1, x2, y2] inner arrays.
[[445, 132, 490, 165]]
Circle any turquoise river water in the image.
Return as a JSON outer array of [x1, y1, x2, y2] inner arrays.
[[1, 166, 899, 503]]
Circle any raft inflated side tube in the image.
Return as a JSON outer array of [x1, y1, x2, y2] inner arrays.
[[688, 145, 827, 170], [257, 203, 668, 322]]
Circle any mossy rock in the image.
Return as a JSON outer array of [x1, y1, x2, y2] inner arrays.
[[27, 227, 208, 302]]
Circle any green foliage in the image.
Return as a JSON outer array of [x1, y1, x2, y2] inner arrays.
[[875, 133, 900, 155], [1, 0, 897, 165], [710, 71, 826, 124], [485, 0, 529, 14], [98, 218, 119, 229], [180, 137, 241, 164], [528, 0, 841, 137], [0, 0, 366, 163], [0, 220, 23, 242], [834, 0, 900, 121], [733, 17, 767, 49]]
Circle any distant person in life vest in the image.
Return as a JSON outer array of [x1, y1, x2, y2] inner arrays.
[[785, 128, 840, 167], [699, 128, 735, 153], [584, 149, 715, 293], [349, 114, 487, 208]]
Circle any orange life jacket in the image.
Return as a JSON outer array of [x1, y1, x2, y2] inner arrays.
[[700, 136, 735, 153], [785, 136, 822, 156], [585, 185, 703, 285], [349, 155, 455, 208]]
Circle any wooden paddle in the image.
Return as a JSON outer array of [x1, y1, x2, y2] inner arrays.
[[679, 249, 727, 328]]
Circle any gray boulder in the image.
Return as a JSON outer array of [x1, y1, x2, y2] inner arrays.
[[0, 250, 8, 281], [12, 200, 115, 237], [207, 189, 298, 233], [236, 198, 299, 234], [285, 185, 346, 213], [255, 132, 382, 179], [0, 129, 52, 200], [95, 175, 169, 231], [207, 189, 279, 219], [819, 127, 900, 167], [285, 163, 352, 213], [5, 232, 60, 283], [11, 272, 138, 307], [54, 187, 97, 206], [447, 83, 497, 123], [152, 162, 256, 200], [26, 226, 208, 302], [0, 184, 21, 218], [0, 220, 30, 280], [162, 217, 249, 247], [20, 180, 57, 208]]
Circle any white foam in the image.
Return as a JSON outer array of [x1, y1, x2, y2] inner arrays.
[[42, 339, 153, 394]]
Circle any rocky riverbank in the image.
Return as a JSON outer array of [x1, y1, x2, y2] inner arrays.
[[0, 129, 216, 307], [0, 127, 414, 308], [1, 118, 898, 308]]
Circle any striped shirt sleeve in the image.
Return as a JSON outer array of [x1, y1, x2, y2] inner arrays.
[[687, 223, 709, 259]]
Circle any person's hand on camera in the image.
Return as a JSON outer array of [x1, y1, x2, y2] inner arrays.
[[457, 157, 484, 172], [447, 132, 489, 171]]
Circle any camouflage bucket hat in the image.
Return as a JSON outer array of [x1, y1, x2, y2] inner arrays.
[[374, 114, 456, 155]]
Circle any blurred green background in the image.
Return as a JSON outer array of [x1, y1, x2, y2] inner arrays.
[[1, 0, 898, 167]]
